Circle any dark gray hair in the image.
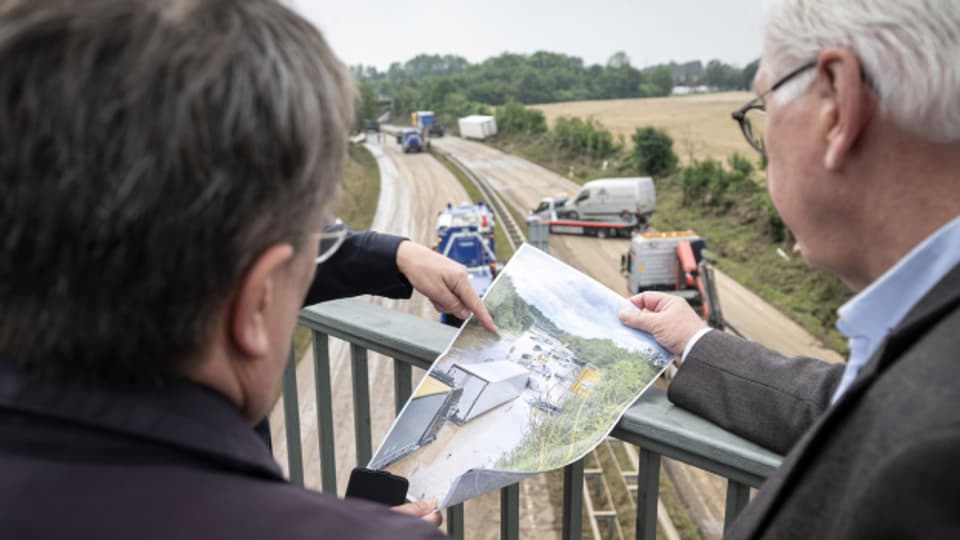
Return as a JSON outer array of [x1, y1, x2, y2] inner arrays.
[[0, 0, 354, 379]]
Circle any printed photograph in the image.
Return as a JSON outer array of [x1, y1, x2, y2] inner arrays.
[[369, 245, 669, 506]]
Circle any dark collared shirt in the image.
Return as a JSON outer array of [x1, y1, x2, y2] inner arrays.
[[0, 364, 445, 540]]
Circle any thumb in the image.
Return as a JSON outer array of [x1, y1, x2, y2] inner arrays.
[[619, 307, 658, 333]]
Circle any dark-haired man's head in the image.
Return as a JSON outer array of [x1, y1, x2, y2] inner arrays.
[[0, 0, 353, 420]]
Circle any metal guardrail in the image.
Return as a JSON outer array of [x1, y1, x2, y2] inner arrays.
[[280, 298, 783, 539]]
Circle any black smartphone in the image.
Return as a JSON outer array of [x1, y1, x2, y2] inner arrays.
[[344, 467, 409, 507]]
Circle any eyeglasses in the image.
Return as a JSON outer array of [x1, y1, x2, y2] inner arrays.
[[731, 61, 817, 159], [315, 219, 348, 264]]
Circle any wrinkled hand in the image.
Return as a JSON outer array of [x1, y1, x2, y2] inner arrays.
[[391, 499, 443, 526], [618, 292, 707, 357], [396, 240, 497, 333]]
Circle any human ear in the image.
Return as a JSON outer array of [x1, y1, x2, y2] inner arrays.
[[230, 243, 295, 358], [818, 48, 877, 171]]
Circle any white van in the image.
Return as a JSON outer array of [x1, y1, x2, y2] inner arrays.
[[563, 177, 656, 223]]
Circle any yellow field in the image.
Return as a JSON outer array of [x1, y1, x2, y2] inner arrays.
[[530, 91, 755, 163]]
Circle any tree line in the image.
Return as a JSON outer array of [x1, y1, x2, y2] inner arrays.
[[352, 51, 759, 125]]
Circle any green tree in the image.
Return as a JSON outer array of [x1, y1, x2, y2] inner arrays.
[[741, 59, 760, 90], [631, 127, 678, 178], [647, 66, 674, 97], [355, 78, 377, 129]]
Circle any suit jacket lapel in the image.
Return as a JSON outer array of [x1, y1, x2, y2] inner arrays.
[[732, 263, 960, 538]]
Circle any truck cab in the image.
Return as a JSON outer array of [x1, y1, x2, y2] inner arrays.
[[434, 202, 499, 326], [531, 195, 569, 221]]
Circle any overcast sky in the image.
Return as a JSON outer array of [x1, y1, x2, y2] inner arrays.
[[291, 1, 765, 72]]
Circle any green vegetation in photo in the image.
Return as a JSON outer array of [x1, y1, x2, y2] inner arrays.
[[495, 354, 661, 472], [477, 275, 665, 472]]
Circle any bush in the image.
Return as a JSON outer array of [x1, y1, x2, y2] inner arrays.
[[630, 127, 678, 178], [551, 116, 621, 159], [495, 101, 547, 135]]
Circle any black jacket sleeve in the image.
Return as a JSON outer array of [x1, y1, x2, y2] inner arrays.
[[303, 230, 414, 306]]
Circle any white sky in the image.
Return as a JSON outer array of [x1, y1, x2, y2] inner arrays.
[[291, 0, 765, 71]]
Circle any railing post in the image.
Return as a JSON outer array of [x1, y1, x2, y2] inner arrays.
[[724, 480, 751, 532], [394, 358, 412, 415], [446, 504, 464, 540], [350, 344, 372, 467], [562, 459, 584, 540], [636, 449, 661, 540], [500, 483, 520, 540], [312, 331, 337, 493], [281, 348, 304, 486]]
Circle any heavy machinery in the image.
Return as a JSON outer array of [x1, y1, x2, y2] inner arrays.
[[396, 127, 426, 153], [620, 230, 728, 331], [530, 178, 655, 238], [530, 195, 643, 238], [433, 202, 500, 327]]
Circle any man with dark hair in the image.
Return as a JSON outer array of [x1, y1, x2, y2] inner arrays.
[[0, 1, 450, 537]]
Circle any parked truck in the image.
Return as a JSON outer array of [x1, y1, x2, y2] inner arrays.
[[458, 115, 497, 140], [620, 230, 728, 331], [397, 127, 426, 153], [562, 177, 655, 222], [530, 177, 655, 238], [434, 202, 500, 327]]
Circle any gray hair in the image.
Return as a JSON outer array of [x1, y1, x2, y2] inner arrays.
[[762, 0, 960, 143], [0, 0, 353, 379]]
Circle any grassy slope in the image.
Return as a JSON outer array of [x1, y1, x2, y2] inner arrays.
[[293, 143, 382, 360]]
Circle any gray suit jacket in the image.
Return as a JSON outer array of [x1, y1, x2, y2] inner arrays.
[[669, 264, 960, 539]]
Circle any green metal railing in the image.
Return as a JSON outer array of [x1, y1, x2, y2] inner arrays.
[[279, 298, 783, 539]]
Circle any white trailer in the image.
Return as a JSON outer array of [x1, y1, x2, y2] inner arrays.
[[458, 115, 498, 140], [447, 360, 528, 425]]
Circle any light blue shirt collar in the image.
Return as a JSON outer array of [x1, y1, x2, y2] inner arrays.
[[832, 214, 960, 402]]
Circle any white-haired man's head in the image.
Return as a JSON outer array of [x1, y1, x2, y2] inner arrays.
[[762, 0, 960, 143]]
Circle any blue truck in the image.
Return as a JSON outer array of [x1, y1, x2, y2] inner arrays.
[[433, 202, 499, 327], [396, 127, 425, 153]]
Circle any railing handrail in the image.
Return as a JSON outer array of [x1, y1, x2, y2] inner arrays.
[[298, 297, 783, 488]]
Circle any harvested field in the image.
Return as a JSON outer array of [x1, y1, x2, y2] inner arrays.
[[531, 92, 754, 163]]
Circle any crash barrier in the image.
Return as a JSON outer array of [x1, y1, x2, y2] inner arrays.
[[279, 297, 783, 539]]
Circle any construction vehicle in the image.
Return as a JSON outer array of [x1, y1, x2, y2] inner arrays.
[[433, 202, 500, 327], [396, 127, 426, 153], [530, 178, 655, 238], [620, 230, 727, 331], [530, 195, 644, 238]]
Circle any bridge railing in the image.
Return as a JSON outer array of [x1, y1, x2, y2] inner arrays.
[[279, 297, 782, 539]]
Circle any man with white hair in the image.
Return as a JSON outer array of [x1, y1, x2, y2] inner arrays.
[[620, 0, 960, 537]]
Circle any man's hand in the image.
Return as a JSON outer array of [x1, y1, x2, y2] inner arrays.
[[619, 292, 707, 357], [392, 499, 443, 526], [396, 240, 497, 333]]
